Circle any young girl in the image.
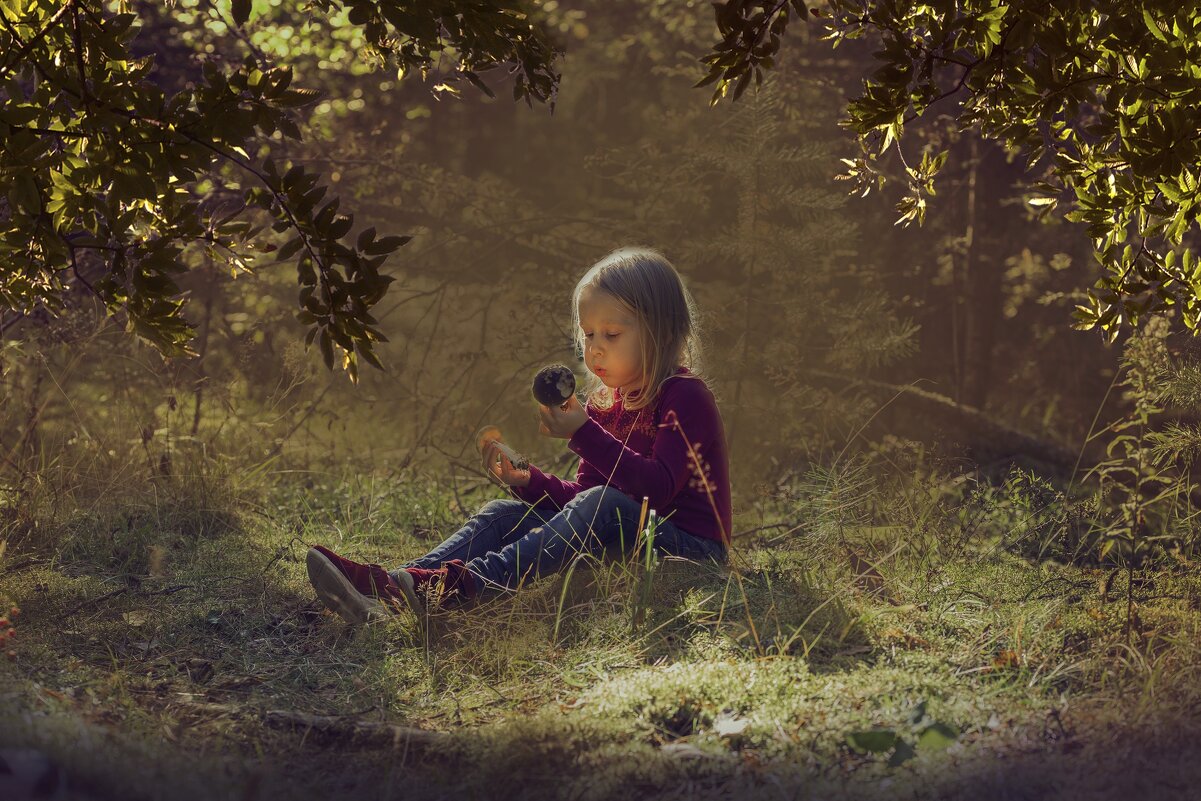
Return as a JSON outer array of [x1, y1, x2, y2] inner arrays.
[[306, 246, 733, 625]]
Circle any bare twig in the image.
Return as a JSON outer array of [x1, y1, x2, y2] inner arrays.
[[0, 556, 44, 575], [0, 0, 76, 83], [262, 710, 450, 750], [58, 583, 195, 619], [264, 381, 335, 460], [59, 586, 129, 618], [730, 520, 798, 540]]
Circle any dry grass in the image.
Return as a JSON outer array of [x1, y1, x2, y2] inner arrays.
[[3, 458, 1201, 800]]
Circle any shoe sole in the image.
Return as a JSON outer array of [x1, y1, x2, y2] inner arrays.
[[391, 568, 426, 619], [306, 548, 389, 625]]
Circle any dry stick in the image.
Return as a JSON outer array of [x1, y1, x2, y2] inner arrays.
[[830, 381, 916, 471], [58, 586, 129, 618], [660, 409, 762, 653], [1068, 369, 1122, 495], [403, 284, 451, 460], [806, 368, 1077, 467], [169, 699, 449, 753], [264, 381, 334, 460], [262, 710, 449, 750], [57, 584, 194, 619], [0, 557, 44, 575], [731, 521, 794, 540], [448, 456, 470, 520]]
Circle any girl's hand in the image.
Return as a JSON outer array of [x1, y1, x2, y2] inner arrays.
[[482, 439, 531, 488], [538, 394, 588, 440]]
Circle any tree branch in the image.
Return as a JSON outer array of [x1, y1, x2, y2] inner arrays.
[[0, 0, 76, 83], [6, 18, 339, 329]]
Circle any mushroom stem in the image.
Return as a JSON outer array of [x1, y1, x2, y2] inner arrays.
[[494, 441, 530, 472]]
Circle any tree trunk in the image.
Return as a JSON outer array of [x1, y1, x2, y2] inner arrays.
[[190, 255, 216, 437], [960, 141, 1017, 410]]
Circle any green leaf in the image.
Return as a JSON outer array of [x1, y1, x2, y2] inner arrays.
[[277, 114, 302, 140], [357, 226, 377, 251], [365, 234, 412, 254], [916, 723, 958, 751], [731, 68, 752, 102], [277, 235, 305, 261], [461, 69, 496, 99], [328, 215, 353, 240], [318, 328, 334, 370], [846, 729, 898, 753], [275, 88, 322, 108], [887, 740, 916, 766], [232, 0, 252, 27], [1142, 9, 1169, 43], [359, 342, 384, 370]]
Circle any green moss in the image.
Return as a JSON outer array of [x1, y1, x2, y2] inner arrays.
[[4, 469, 1201, 801]]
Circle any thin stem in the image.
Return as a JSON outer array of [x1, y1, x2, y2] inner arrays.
[[0, 0, 77, 83]]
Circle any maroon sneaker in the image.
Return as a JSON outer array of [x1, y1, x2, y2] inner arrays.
[[306, 545, 407, 625], [393, 559, 480, 614]]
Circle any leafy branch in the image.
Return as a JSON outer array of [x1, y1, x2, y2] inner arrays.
[[0, 0, 563, 380], [695, 0, 1201, 343]]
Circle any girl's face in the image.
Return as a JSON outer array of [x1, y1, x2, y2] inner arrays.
[[578, 288, 643, 398]]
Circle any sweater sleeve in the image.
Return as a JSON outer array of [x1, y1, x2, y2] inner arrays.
[[565, 381, 709, 514], [507, 450, 605, 510]]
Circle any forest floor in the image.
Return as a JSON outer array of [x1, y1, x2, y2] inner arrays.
[[2, 468, 1201, 801]]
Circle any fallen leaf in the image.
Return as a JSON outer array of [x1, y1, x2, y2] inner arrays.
[[183, 658, 214, 684], [992, 649, 1021, 669], [713, 710, 750, 739]]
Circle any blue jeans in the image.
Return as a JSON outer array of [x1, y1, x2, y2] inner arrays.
[[392, 485, 727, 598]]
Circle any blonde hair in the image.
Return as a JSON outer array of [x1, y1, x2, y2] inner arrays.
[[571, 246, 707, 413]]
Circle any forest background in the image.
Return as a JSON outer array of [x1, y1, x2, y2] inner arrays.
[[3, 2, 1201, 800]]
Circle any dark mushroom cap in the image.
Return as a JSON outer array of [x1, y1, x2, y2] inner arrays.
[[532, 363, 576, 406]]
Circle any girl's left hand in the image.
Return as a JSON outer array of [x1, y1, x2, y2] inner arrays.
[[538, 394, 588, 440]]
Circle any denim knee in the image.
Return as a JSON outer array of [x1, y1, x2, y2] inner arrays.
[[568, 485, 630, 510], [477, 498, 526, 517]]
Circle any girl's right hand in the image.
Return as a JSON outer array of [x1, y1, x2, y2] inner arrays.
[[481, 440, 532, 488]]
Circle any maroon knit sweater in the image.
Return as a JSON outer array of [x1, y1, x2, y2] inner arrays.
[[509, 367, 732, 545]]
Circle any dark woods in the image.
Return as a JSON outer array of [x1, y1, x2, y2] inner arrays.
[[3, 0, 1201, 631]]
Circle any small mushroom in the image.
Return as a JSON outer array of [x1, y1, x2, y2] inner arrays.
[[475, 425, 530, 472], [532, 363, 576, 409]]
